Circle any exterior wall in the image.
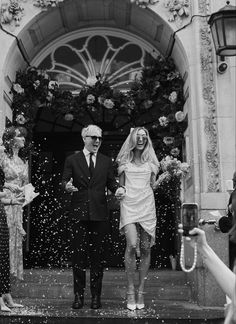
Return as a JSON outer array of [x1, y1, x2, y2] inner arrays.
[[0, 0, 235, 307]]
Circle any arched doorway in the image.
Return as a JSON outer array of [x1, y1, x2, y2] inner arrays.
[[22, 28, 187, 269]]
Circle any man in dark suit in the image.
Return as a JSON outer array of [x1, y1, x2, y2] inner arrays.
[[62, 125, 125, 310]]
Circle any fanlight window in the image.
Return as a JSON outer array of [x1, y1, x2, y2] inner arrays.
[[38, 34, 155, 93]]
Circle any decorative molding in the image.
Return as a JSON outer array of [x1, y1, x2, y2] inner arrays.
[[199, 0, 220, 192], [130, 0, 159, 9], [164, 0, 190, 27]]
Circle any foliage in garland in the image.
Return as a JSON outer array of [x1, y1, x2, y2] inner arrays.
[[11, 56, 187, 141]]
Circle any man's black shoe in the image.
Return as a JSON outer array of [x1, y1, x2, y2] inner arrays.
[[72, 293, 84, 309], [91, 296, 102, 309]]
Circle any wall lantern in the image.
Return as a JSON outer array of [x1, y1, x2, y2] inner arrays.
[[208, 1, 236, 57]]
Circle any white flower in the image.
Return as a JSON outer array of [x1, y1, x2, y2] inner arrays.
[[163, 136, 174, 145], [16, 114, 26, 125], [103, 99, 114, 109], [48, 81, 59, 90], [175, 111, 185, 122], [168, 91, 178, 103], [13, 83, 24, 94], [86, 94, 95, 105], [64, 113, 74, 121], [159, 116, 169, 127], [86, 76, 97, 87]]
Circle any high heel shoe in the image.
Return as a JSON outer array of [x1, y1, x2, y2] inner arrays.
[[126, 292, 136, 311], [136, 291, 145, 310]]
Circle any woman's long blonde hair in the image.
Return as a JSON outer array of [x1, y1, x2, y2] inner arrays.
[[116, 127, 159, 167]]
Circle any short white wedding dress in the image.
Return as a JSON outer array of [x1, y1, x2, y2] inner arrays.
[[118, 162, 157, 246]]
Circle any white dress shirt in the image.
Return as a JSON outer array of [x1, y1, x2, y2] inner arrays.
[[83, 148, 97, 167]]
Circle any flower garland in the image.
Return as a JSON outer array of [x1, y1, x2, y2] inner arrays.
[[11, 56, 187, 148]]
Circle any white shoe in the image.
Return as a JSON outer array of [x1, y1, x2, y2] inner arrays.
[[136, 291, 145, 310], [126, 292, 136, 311]]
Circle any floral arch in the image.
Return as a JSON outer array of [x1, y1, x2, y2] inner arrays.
[[11, 29, 187, 153]]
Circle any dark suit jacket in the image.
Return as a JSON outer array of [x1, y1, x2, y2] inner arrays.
[[62, 151, 118, 221]]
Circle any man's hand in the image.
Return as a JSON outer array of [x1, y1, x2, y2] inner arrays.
[[115, 187, 126, 201], [65, 178, 78, 193]]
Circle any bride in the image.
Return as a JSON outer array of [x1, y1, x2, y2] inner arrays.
[[116, 127, 159, 310]]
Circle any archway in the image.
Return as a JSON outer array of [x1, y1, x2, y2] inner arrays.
[[3, 0, 189, 269]]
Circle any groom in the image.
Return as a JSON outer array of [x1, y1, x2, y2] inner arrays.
[[62, 125, 125, 309]]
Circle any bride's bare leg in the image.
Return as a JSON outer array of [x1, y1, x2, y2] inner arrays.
[[124, 224, 138, 310], [137, 228, 151, 309]]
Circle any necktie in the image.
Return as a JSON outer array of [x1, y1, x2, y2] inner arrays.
[[89, 152, 95, 175]]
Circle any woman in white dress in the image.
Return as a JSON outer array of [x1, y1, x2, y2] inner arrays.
[[0, 126, 28, 280], [116, 127, 159, 310]]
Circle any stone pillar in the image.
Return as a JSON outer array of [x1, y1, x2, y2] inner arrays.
[[182, 0, 236, 306]]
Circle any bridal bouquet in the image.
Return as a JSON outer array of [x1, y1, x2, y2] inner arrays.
[[153, 155, 189, 189]]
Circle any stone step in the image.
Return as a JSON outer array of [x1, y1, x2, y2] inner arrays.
[[0, 298, 224, 324], [12, 269, 191, 301]]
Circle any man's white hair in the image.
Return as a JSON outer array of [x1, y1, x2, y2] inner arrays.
[[81, 125, 102, 138]]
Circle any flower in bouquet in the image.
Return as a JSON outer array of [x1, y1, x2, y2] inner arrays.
[[154, 155, 190, 190]]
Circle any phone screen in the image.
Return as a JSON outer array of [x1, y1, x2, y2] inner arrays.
[[181, 203, 198, 236]]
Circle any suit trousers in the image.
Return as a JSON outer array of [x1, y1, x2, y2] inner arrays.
[[71, 220, 109, 297]]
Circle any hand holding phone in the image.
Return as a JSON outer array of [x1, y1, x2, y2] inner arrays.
[[181, 203, 199, 236]]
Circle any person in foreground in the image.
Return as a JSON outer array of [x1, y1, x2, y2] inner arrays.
[[62, 125, 125, 310], [116, 127, 159, 311], [0, 126, 29, 280], [0, 171, 24, 312], [179, 226, 236, 324]]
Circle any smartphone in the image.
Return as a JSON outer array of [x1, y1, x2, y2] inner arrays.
[[181, 203, 199, 236]]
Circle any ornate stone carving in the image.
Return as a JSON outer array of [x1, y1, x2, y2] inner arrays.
[[164, 0, 190, 26], [0, 0, 64, 27], [130, 0, 159, 9], [199, 0, 220, 192]]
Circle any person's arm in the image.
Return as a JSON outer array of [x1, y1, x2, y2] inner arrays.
[[1, 196, 25, 205], [114, 171, 126, 200], [119, 172, 125, 187], [150, 172, 156, 189], [188, 228, 235, 299]]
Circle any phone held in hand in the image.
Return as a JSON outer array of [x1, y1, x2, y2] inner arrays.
[[181, 203, 199, 236]]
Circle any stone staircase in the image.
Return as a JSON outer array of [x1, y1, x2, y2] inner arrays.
[[0, 268, 224, 324]]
